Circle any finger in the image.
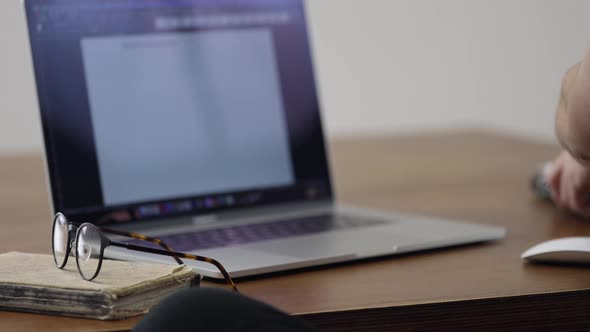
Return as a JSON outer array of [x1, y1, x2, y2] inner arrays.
[[547, 161, 564, 203], [559, 170, 573, 209], [571, 181, 590, 214]]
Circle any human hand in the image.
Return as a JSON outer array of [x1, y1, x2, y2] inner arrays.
[[546, 150, 590, 218], [555, 55, 590, 167]]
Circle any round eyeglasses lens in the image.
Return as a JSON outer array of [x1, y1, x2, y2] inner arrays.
[[75, 225, 103, 281], [52, 214, 69, 267]]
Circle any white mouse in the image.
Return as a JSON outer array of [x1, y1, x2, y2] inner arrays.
[[521, 237, 590, 264]]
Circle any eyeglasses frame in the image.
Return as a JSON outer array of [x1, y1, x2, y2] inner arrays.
[[52, 212, 238, 292]]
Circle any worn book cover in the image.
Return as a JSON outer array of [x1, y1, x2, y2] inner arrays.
[[0, 252, 199, 320]]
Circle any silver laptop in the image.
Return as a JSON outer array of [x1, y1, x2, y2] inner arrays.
[[24, 0, 504, 279]]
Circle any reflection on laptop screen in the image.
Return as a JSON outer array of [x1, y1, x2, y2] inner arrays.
[[25, 0, 332, 223]]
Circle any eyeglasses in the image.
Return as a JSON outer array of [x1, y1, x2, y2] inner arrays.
[[52, 212, 238, 292]]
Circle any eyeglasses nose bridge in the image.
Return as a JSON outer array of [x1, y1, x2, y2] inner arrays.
[[67, 224, 79, 249]]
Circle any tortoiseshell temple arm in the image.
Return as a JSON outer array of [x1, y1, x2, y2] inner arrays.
[[98, 227, 183, 265], [110, 241, 239, 292]]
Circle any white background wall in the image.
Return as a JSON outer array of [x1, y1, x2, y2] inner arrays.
[[1, 0, 589, 153]]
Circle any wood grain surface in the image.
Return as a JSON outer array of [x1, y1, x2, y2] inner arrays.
[[3, 130, 590, 332]]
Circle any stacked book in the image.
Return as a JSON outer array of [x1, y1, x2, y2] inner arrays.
[[0, 252, 199, 320]]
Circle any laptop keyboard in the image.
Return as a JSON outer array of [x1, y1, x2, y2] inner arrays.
[[128, 214, 389, 252]]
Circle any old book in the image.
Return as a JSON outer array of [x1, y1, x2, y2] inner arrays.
[[0, 252, 199, 320]]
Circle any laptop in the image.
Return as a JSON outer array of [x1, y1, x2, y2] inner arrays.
[[24, 0, 504, 279]]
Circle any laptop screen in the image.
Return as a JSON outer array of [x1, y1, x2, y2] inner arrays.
[[25, 0, 332, 224]]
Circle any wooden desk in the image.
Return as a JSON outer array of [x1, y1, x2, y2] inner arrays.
[[2, 131, 589, 332]]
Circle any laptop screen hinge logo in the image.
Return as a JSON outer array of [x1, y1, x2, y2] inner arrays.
[[192, 214, 218, 225]]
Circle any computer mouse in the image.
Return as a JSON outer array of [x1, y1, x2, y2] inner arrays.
[[521, 237, 590, 264]]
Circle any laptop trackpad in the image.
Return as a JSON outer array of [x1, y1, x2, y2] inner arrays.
[[244, 228, 404, 260], [187, 247, 301, 272]]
